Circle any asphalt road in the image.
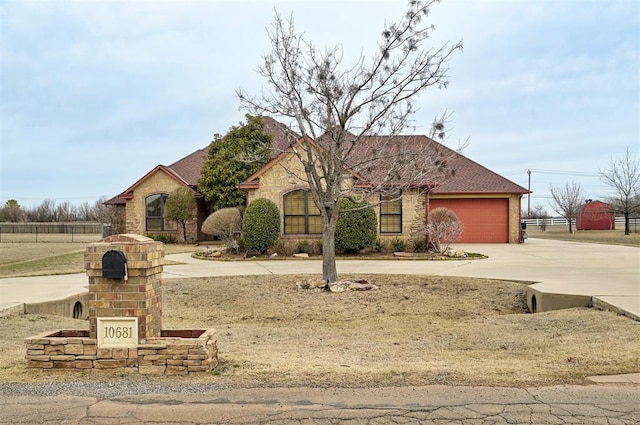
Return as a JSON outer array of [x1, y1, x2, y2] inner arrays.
[[2, 384, 639, 424]]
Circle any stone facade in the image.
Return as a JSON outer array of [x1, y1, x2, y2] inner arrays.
[[24, 329, 218, 374], [119, 170, 202, 243], [246, 152, 429, 244]]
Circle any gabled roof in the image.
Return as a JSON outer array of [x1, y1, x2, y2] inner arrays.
[[106, 117, 528, 206], [105, 117, 295, 204], [240, 132, 528, 195], [168, 147, 210, 186], [428, 144, 529, 195]]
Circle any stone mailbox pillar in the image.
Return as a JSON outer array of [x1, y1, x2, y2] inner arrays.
[[84, 234, 164, 343]]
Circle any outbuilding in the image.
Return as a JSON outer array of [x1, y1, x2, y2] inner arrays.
[[576, 200, 615, 230]]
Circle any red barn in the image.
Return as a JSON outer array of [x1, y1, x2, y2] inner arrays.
[[577, 201, 615, 230]]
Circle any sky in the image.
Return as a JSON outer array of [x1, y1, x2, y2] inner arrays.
[[1, 0, 638, 215]]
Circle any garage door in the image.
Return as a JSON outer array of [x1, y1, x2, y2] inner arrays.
[[428, 198, 509, 243]]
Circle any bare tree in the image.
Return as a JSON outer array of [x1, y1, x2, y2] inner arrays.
[[238, 0, 462, 282], [77, 201, 95, 221], [550, 181, 584, 234], [33, 198, 58, 222], [427, 207, 463, 254], [599, 148, 640, 235], [56, 201, 77, 222]]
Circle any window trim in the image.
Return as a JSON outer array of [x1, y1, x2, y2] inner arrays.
[[380, 192, 403, 234], [283, 189, 322, 235], [145, 193, 174, 232]]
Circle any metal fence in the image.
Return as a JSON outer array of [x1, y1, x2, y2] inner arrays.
[[0, 222, 104, 243], [0, 222, 102, 234]]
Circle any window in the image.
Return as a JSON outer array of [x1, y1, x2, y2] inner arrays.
[[146, 193, 169, 231], [380, 192, 402, 233], [284, 190, 322, 234]]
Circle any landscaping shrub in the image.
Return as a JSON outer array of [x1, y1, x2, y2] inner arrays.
[[335, 198, 377, 253], [146, 234, 177, 244], [391, 237, 407, 252], [240, 198, 280, 253], [427, 207, 464, 254], [201, 207, 242, 253], [412, 238, 427, 252]]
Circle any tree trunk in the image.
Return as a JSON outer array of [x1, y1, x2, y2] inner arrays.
[[568, 218, 573, 234], [625, 213, 630, 236], [321, 215, 339, 283]]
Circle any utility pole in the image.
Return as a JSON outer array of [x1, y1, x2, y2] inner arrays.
[[527, 169, 531, 217]]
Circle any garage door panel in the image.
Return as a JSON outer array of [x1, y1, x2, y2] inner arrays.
[[429, 198, 509, 243]]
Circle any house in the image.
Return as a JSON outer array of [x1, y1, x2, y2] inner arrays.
[[105, 117, 294, 242], [239, 133, 528, 244], [106, 117, 528, 244], [577, 200, 615, 230], [105, 148, 210, 242]]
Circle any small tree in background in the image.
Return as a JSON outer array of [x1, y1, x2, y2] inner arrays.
[[599, 148, 640, 235], [241, 198, 280, 253], [427, 207, 463, 254], [164, 187, 196, 242], [0, 199, 26, 222], [202, 207, 242, 252], [335, 198, 377, 253], [550, 181, 584, 234]]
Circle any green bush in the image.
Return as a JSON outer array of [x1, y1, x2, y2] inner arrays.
[[146, 234, 177, 244], [391, 237, 407, 252], [335, 198, 377, 253], [412, 238, 427, 252], [240, 198, 280, 253]]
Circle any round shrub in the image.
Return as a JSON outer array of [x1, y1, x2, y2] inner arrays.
[[201, 207, 242, 252], [335, 198, 377, 253], [241, 198, 280, 253]]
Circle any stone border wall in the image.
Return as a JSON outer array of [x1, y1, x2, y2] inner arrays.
[[25, 329, 217, 375]]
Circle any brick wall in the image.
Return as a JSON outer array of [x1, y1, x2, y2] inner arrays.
[[85, 234, 163, 340]]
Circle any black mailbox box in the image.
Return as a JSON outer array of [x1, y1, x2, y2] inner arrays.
[[102, 250, 127, 279]]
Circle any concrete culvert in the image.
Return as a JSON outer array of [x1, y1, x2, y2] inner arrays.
[[73, 301, 83, 319], [531, 294, 537, 314]]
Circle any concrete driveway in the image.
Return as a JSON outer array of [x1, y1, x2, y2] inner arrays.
[[161, 238, 639, 319], [1, 238, 638, 319]]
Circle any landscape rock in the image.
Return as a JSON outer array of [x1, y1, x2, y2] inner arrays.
[[296, 279, 378, 292], [445, 249, 466, 258], [292, 253, 309, 258]]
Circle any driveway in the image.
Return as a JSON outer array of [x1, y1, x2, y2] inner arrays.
[[1, 238, 638, 319], [162, 238, 639, 319]]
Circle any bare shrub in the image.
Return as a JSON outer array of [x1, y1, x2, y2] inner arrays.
[[201, 208, 242, 253], [427, 207, 464, 254]]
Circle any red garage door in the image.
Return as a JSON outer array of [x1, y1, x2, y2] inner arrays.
[[428, 198, 509, 243]]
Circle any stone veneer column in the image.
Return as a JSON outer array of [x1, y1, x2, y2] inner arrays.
[[84, 234, 163, 342]]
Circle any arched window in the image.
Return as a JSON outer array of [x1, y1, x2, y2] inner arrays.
[[283, 190, 322, 234], [146, 193, 169, 231]]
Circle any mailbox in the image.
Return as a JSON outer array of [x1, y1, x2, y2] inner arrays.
[[102, 250, 128, 280]]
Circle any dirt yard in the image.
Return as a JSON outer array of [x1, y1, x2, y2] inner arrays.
[[1, 274, 637, 387]]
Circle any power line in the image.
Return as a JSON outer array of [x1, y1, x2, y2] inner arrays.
[[529, 169, 600, 177]]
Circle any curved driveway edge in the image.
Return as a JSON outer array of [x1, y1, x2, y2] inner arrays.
[[162, 238, 640, 320], [1, 238, 638, 319]]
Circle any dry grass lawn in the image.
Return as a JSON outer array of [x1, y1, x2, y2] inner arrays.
[[0, 237, 200, 277], [1, 274, 637, 387]]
